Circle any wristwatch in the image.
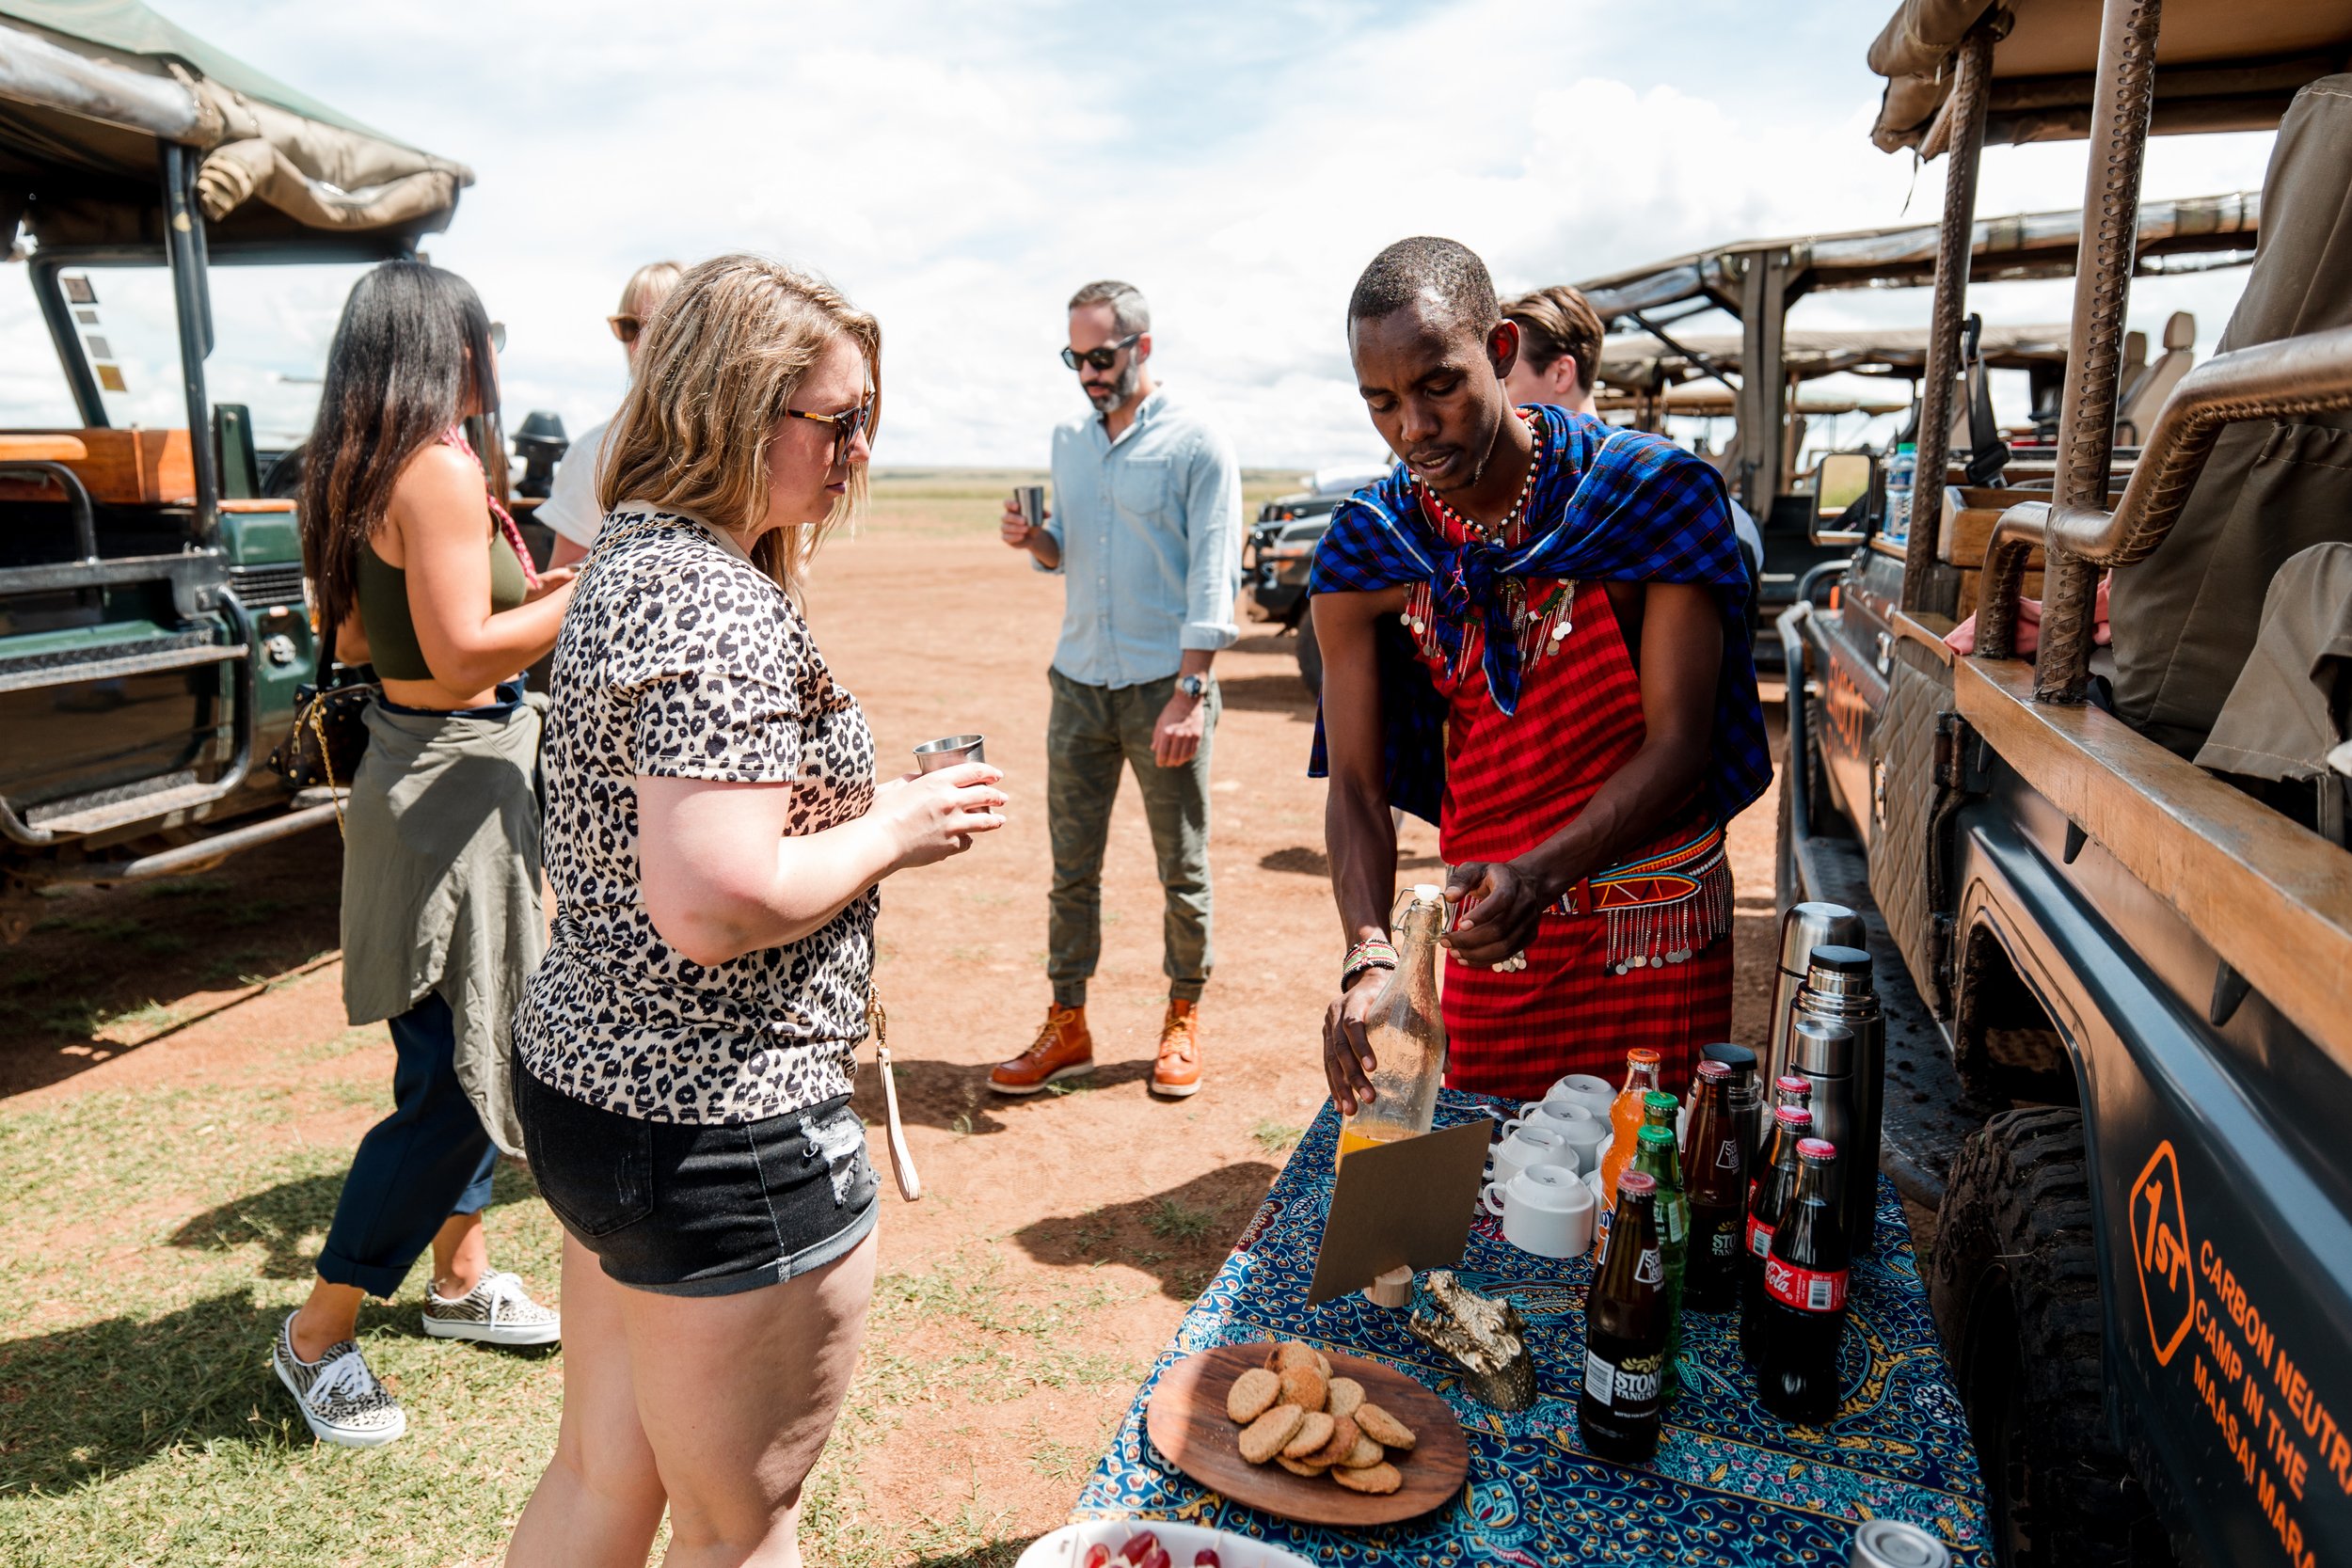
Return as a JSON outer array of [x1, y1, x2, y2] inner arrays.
[[1178, 673, 1211, 701]]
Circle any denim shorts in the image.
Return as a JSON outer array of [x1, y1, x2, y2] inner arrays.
[[516, 1058, 879, 1297]]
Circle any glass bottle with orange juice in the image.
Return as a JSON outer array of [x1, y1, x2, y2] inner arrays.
[[1597, 1048, 1664, 1197], [1337, 885, 1448, 1163]]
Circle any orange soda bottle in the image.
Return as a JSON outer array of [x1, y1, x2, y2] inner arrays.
[[1599, 1047, 1664, 1197]]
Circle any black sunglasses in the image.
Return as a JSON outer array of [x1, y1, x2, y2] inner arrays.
[[783, 397, 873, 462], [1060, 332, 1140, 372]]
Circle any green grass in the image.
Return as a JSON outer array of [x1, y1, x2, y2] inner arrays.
[[1249, 1119, 1303, 1153], [0, 1030, 1142, 1566], [1144, 1196, 1219, 1243]]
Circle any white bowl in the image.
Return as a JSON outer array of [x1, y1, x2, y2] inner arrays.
[[1016, 1520, 1313, 1568]]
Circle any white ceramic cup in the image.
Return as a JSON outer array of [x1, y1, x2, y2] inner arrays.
[[1517, 1097, 1610, 1172], [1480, 1162, 1597, 1259], [1486, 1121, 1577, 1185], [1549, 1072, 1617, 1122]]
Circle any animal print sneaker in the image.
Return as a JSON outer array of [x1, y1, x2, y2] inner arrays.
[[421, 1269, 561, 1347], [273, 1314, 405, 1449]]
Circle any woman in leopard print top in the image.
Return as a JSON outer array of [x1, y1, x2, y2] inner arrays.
[[506, 257, 1006, 1567]]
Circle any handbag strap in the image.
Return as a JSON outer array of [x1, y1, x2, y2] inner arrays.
[[310, 576, 341, 689]]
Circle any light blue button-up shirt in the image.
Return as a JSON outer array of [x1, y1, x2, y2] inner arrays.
[[1038, 388, 1243, 689]]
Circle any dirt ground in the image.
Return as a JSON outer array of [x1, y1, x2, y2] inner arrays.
[[0, 475, 1793, 1562]]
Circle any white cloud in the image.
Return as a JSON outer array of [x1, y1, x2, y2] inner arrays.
[[0, 0, 2279, 468]]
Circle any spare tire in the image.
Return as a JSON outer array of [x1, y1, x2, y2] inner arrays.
[[1930, 1107, 2174, 1567], [1296, 604, 1324, 697]]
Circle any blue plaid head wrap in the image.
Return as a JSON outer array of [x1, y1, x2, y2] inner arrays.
[[1307, 405, 1771, 827]]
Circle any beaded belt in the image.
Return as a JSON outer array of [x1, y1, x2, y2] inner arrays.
[[1545, 821, 1731, 975]]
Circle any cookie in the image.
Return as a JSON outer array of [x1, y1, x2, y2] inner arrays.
[[1352, 1402, 1417, 1451], [1271, 1341, 1320, 1373], [1325, 1376, 1365, 1418], [1226, 1367, 1281, 1425], [1238, 1404, 1306, 1465], [1276, 1454, 1330, 1477], [1304, 1415, 1359, 1469], [1332, 1461, 1403, 1496], [1315, 1351, 1333, 1380], [1342, 1433, 1384, 1469], [1280, 1410, 1335, 1459], [1278, 1363, 1328, 1414]]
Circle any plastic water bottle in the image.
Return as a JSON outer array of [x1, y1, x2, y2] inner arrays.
[[1883, 441, 1916, 546]]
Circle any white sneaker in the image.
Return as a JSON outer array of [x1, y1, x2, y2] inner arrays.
[[422, 1269, 561, 1347], [273, 1314, 405, 1449]]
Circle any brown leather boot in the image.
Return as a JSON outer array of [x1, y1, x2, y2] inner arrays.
[[989, 1004, 1094, 1095], [1150, 999, 1203, 1098]]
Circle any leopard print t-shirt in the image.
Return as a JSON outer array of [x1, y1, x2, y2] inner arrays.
[[514, 506, 876, 1124]]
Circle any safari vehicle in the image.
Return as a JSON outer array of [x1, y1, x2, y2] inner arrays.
[[1244, 467, 1386, 692], [1573, 199, 2254, 651], [0, 3, 473, 938], [1780, 2, 2352, 1563]]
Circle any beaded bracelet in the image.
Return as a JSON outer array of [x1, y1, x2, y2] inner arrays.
[[1342, 937, 1399, 990]]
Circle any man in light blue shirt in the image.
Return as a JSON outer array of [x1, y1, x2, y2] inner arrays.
[[993, 279, 1243, 1101]]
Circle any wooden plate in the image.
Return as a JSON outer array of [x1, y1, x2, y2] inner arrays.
[[1144, 1343, 1469, 1527]]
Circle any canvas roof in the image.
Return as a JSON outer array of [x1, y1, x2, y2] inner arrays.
[[1597, 323, 2073, 393], [1867, 0, 2352, 152], [0, 0, 470, 250]]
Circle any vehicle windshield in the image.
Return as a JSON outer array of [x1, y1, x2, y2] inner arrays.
[[1, 259, 374, 453]]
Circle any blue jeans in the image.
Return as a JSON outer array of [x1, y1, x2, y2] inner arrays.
[[316, 992, 498, 1298]]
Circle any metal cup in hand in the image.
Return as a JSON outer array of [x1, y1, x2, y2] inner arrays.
[[1013, 484, 1046, 531], [914, 735, 986, 773]]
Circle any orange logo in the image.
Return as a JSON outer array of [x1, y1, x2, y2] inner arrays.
[[2128, 1142, 2196, 1368]]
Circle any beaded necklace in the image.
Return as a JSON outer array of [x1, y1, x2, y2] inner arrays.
[[1401, 407, 1577, 677]]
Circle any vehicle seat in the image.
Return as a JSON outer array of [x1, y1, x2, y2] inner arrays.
[[2194, 542, 2352, 844], [2108, 75, 2352, 759], [2114, 312, 2196, 445]]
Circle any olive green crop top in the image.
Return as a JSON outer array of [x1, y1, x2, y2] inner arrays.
[[354, 531, 530, 682]]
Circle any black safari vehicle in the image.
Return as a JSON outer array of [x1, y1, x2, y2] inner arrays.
[[1783, 2, 2352, 1564], [0, 2, 473, 939]]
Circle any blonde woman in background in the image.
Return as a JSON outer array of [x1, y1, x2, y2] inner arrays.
[[505, 256, 1007, 1567], [541, 260, 684, 569]]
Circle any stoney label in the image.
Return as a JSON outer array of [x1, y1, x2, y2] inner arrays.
[[1764, 1257, 1849, 1313], [1584, 1348, 1663, 1412], [1634, 1246, 1664, 1286]]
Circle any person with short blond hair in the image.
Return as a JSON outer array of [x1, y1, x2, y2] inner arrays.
[[1501, 283, 1605, 414], [540, 259, 684, 567], [505, 254, 1007, 1567]]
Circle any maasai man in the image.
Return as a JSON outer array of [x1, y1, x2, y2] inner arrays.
[[1312, 237, 1769, 1109]]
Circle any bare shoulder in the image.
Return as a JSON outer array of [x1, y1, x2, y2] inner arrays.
[[386, 442, 491, 539]]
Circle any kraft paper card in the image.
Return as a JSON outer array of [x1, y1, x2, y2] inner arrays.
[[1306, 1117, 1495, 1305]]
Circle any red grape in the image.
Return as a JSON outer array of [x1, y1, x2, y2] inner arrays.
[[1081, 1547, 1111, 1568], [1119, 1533, 1158, 1565], [1195, 1552, 1222, 1568]]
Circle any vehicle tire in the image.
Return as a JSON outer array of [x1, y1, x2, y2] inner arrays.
[[1296, 605, 1323, 697], [1930, 1108, 2173, 1568]]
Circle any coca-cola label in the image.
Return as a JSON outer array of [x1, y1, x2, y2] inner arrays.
[[1746, 1213, 1775, 1259], [1764, 1257, 1850, 1313], [1582, 1347, 1663, 1412]]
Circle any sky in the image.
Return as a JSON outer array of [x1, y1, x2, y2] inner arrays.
[[0, 0, 2284, 468]]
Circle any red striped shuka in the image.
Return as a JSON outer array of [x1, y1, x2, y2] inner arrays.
[[1409, 530, 1733, 1101]]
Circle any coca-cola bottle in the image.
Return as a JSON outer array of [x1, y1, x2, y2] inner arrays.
[[1756, 1137, 1851, 1425], [1682, 1060, 1746, 1312], [1740, 1102, 1813, 1365], [1580, 1169, 1668, 1463], [1751, 1076, 1812, 1210]]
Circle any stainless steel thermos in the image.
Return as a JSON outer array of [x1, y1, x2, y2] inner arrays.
[[1768, 902, 1864, 1085], [1785, 944, 1883, 1253]]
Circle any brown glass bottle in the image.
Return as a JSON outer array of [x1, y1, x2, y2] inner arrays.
[[1580, 1169, 1668, 1464], [1740, 1103, 1813, 1365], [1682, 1060, 1747, 1311]]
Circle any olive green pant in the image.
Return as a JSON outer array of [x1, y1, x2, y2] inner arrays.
[[1045, 667, 1217, 1008]]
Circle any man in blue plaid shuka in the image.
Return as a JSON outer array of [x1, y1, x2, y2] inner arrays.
[[1308, 403, 1772, 829]]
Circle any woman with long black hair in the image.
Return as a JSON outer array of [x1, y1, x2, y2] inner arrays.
[[277, 261, 577, 1448]]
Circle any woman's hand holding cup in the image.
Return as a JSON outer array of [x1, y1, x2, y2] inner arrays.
[[872, 762, 1006, 867]]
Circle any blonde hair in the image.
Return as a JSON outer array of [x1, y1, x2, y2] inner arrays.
[[598, 255, 882, 594], [620, 260, 683, 319]]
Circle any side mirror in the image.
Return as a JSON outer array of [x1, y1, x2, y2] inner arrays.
[[1808, 451, 1876, 546]]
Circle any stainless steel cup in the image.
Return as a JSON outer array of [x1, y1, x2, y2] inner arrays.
[[1013, 484, 1046, 531], [914, 734, 987, 772]]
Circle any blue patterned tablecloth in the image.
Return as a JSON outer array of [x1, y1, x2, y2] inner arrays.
[[1073, 1089, 1992, 1565]]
